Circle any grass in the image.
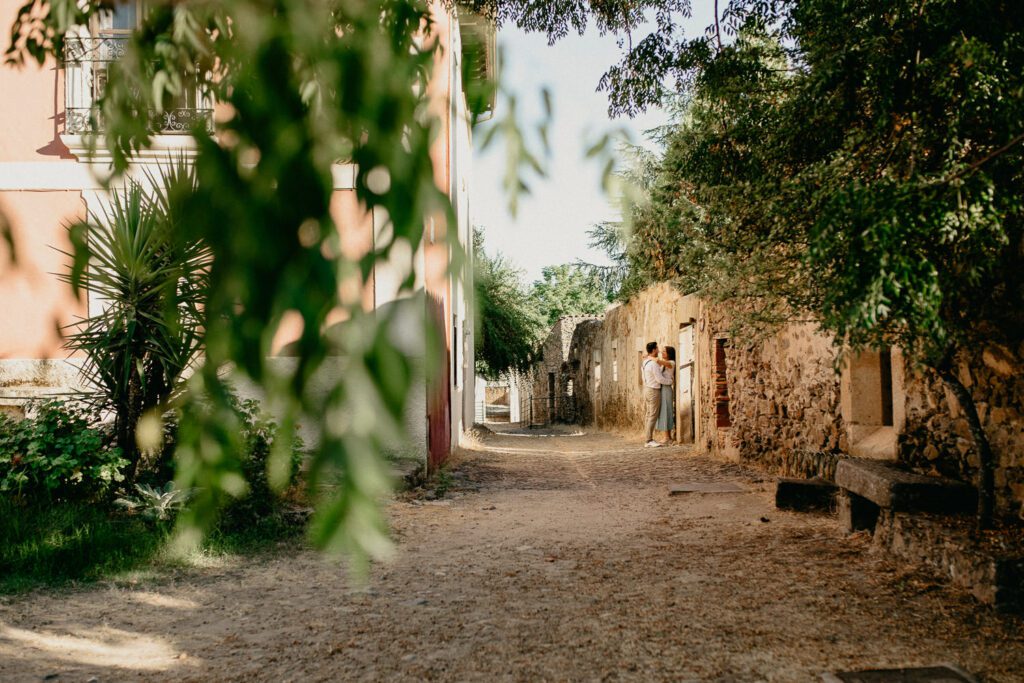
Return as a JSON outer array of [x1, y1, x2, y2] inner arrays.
[[0, 498, 303, 595]]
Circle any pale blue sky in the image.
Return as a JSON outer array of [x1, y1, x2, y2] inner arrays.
[[472, 10, 712, 282]]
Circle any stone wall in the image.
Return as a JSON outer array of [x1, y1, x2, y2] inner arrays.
[[522, 315, 601, 424], [546, 282, 1024, 518], [566, 319, 603, 425], [562, 283, 695, 435], [724, 324, 846, 480], [899, 344, 1024, 518]]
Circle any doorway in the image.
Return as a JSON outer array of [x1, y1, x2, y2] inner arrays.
[[677, 323, 696, 443]]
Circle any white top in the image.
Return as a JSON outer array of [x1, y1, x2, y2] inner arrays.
[[642, 357, 673, 390], [660, 360, 675, 386]]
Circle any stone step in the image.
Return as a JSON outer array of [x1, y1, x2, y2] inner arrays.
[[835, 458, 976, 514], [775, 477, 837, 512], [821, 663, 978, 682]]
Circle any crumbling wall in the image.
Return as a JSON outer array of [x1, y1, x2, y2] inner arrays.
[[572, 283, 692, 434], [567, 319, 603, 425], [552, 282, 1024, 517], [524, 316, 601, 424], [724, 324, 846, 479], [899, 344, 1024, 518]]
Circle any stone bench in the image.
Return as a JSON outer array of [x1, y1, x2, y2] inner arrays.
[[835, 458, 976, 533], [775, 477, 837, 512]]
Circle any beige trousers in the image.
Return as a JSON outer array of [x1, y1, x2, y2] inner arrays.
[[644, 387, 661, 441]]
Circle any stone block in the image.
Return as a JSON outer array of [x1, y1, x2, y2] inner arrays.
[[775, 477, 837, 512], [874, 510, 1024, 612], [835, 458, 976, 514], [837, 490, 879, 533]]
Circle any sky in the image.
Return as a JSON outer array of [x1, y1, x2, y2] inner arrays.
[[472, 27, 667, 283]]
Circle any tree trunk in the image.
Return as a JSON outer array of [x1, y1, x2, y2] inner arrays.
[[935, 357, 995, 529], [119, 371, 144, 486]]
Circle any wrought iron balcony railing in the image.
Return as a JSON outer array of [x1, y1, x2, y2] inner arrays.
[[64, 35, 214, 136]]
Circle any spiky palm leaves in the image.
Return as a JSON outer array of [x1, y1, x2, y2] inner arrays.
[[59, 161, 209, 482]]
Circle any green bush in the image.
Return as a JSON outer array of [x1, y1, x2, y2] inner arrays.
[[217, 397, 305, 531], [0, 401, 128, 502]]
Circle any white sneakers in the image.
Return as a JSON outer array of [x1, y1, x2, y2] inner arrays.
[[644, 440, 662, 448]]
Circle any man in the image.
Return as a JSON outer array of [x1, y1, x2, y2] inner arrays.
[[642, 341, 672, 447]]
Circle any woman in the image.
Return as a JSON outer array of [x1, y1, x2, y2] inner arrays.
[[654, 346, 676, 443]]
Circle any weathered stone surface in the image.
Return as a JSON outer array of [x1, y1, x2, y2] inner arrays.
[[835, 458, 976, 513], [900, 347, 1024, 519], [838, 490, 880, 533], [821, 664, 978, 682], [874, 510, 1024, 611], [775, 477, 837, 512], [557, 284, 1024, 518], [668, 482, 746, 495]]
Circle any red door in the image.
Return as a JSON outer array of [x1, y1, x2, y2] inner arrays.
[[426, 293, 451, 470]]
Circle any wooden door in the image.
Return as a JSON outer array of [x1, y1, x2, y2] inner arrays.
[[678, 324, 695, 443]]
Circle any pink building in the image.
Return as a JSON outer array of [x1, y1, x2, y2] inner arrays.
[[0, 1, 494, 468]]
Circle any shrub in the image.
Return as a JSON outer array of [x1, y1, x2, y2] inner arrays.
[[61, 160, 209, 484], [115, 482, 196, 522], [0, 401, 128, 502], [215, 396, 305, 531]]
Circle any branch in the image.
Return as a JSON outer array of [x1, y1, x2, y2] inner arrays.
[[940, 131, 1024, 185]]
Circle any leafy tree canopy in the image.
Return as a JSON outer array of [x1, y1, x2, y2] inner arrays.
[[615, 0, 1024, 525], [474, 228, 544, 379], [529, 264, 611, 326]]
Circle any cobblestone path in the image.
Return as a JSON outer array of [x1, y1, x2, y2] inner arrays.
[[1, 427, 1022, 682]]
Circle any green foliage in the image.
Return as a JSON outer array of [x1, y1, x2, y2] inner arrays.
[[0, 401, 127, 501], [0, 494, 302, 595], [216, 396, 305, 532], [60, 160, 208, 482], [0, 497, 166, 594], [115, 482, 196, 522], [579, 142, 665, 301], [433, 468, 453, 498], [611, 0, 1024, 525], [474, 227, 544, 378], [7, 0, 449, 565], [458, 0, 704, 117], [529, 264, 611, 326], [621, 0, 1024, 359]]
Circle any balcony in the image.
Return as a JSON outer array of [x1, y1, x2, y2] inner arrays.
[[63, 35, 213, 136]]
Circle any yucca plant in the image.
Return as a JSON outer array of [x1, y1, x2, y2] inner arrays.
[[60, 159, 209, 483], [115, 481, 196, 522]]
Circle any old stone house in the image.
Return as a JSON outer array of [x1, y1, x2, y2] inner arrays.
[[517, 315, 602, 426], [559, 283, 1023, 520]]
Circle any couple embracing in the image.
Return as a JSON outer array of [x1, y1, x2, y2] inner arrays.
[[642, 341, 676, 448]]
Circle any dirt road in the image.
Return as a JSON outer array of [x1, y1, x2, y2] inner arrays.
[[1, 427, 1022, 682]]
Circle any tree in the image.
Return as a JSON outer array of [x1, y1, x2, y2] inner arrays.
[[60, 161, 208, 483], [529, 264, 610, 326], [473, 228, 543, 379], [6, 0, 457, 563], [619, 0, 1024, 527], [578, 141, 666, 302]]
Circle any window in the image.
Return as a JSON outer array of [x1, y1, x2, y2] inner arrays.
[[714, 338, 731, 429], [64, 1, 213, 135], [452, 319, 462, 389], [847, 347, 894, 427]]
